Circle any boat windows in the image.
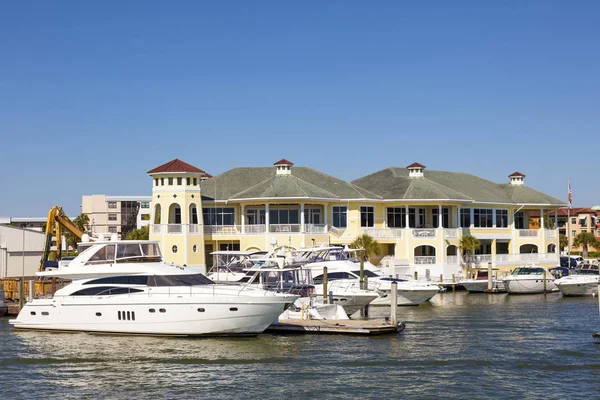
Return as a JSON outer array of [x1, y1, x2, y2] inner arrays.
[[351, 270, 380, 278], [96, 312, 102, 317], [85, 243, 162, 264], [84, 275, 149, 285], [88, 245, 117, 263], [313, 272, 357, 284], [512, 268, 545, 275], [149, 308, 156, 313], [71, 286, 145, 296], [148, 274, 214, 287], [42, 311, 49, 316]]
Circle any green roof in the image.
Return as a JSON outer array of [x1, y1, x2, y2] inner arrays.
[[352, 167, 565, 205], [201, 167, 380, 201]]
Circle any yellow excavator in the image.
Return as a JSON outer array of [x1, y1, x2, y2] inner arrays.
[[39, 206, 91, 271]]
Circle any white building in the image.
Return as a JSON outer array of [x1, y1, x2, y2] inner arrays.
[[81, 195, 151, 237], [0, 225, 45, 278]]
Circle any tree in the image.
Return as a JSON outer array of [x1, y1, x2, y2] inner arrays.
[[559, 234, 568, 252], [66, 213, 90, 250], [459, 235, 480, 278], [126, 225, 149, 240], [572, 232, 600, 258], [350, 233, 380, 262]]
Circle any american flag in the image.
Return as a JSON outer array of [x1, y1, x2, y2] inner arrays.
[[568, 181, 572, 209]]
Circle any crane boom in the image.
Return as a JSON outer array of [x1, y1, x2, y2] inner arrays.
[[39, 206, 88, 271]]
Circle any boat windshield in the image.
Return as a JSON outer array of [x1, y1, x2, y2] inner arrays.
[[575, 265, 599, 275], [86, 243, 162, 264], [512, 267, 545, 275]]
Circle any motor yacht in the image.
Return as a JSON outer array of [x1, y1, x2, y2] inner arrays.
[[502, 265, 557, 294], [10, 240, 298, 336], [555, 264, 599, 296], [459, 269, 506, 293], [293, 247, 440, 306], [206, 250, 375, 317]]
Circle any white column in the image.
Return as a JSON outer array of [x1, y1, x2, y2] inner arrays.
[[457, 206, 461, 228], [241, 205, 245, 234], [324, 204, 328, 230], [470, 208, 474, 228], [300, 203, 305, 232], [405, 205, 409, 229], [438, 205, 444, 266], [492, 209, 497, 228], [438, 205, 443, 228], [511, 208, 516, 255], [540, 208, 545, 254], [265, 204, 270, 250]]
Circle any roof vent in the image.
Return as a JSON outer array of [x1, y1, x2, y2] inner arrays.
[[406, 162, 426, 178], [274, 159, 293, 175], [509, 172, 525, 186]]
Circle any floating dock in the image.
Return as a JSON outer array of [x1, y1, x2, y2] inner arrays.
[[266, 319, 405, 335]]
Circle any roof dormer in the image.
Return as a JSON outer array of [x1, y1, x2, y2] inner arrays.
[[274, 159, 293, 175], [509, 171, 525, 186], [407, 162, 426, 178]]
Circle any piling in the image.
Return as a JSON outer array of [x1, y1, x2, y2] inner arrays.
[[452, 274, 456, 292], [487, 263, 493, 291], [543, 270, 547, 293], [414, 271, 418, 281], [390, 281, 398, 326], [28, 280, 34, 302], [322, 266, 328, 304], [19, 279, 24, 310], [359, 261, 364, 288]]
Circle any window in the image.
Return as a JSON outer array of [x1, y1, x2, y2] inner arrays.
[[108, 214, 117, 221], [141, 214, 150, 221], [108, 202, 117, 209], [332, 206, 347, 228], [141, 202, 150, 208], [147, 274, 214, 286], [387, 208, 406, 228], [304, 208, 321, 225], [473, 209, 493, 228], [203, 207, 235, 226], [247, 209, 265, 225], [177, 177, 182, 185], [155, 178, 158, 186], [108, 226, 117, 233], [161, 178, 164, 186], [409, 207, 425, 228], [172, 245, 178, 254], [85, 276, 149, 285], [514, 212, 524, 229], [168, 177, 173, 185], [190, 207, 198, 224], [460, 208, 471, 228], [580, 217, 587, 227], [72, 287, 144, 296], [193, 178, 198, 186], [571, 217, 576, 224], [186, 178, 190, 186], [360, 206, 374, 227], [571, 230, 576, 237], [496, 210, 508, 228], [432, 208, 449, 228], [270, 209, 299, 224]]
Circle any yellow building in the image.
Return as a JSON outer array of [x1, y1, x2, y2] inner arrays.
[[149, 159, 566, 277]]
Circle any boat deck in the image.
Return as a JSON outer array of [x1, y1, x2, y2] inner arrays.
[[266, 319, 405, 335]]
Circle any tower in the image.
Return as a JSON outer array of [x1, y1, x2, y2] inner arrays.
[[147, 159, 207, 272]]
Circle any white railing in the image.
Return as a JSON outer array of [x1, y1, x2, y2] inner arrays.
[[495, 253, 559, 265], [445, 228, 459, 239], [361, 228, 403, 239], [446, 255, 459, 265], [305, 224, 328, 233], [244, 225, 266, 235], [188, 224, 201, 234], [518, 229, 539, 237], [414, 256, 436, 264], [204, 225, 239, 235], [545, 230, 557, 239], [167, 224, 182, 234], [269, 224, 301, 233], [412, 229, 436, 238]]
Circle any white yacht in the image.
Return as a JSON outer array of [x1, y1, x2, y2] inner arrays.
[[502, 266, 557, 294], [10, 240, 298, 336], [294, 247, 440, 306], [207, 250, 376, 317], [555, 264, 599, 296], [459, 269, 506, 293]]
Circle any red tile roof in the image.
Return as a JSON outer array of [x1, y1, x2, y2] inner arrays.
[[274, 159, 294, 166], [406, 162, 426, 169], [147, 159, 206, 174], [509, 171, 526, 177]]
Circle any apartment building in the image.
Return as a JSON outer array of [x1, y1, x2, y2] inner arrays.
[[81, 195, 152, 237]]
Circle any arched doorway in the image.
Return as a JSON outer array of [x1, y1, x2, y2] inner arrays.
[[414, 245, 436, 264], [168, 203, 182, 233], [519, 244, 538, 254]]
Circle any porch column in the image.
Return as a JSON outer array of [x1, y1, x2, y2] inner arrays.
[[324, 204, 328, 229], [300, 203, 305, 233], [438, 205, 443, 265], [491, 239, 497, 266], [438, 205, 443, 228], [241, 205, 245, 234], [470, 208, 474, 228], [511, 208, 516, 255], [493, 209, 497, 228], [540, 208, 545, 254], [457, 206, 461, 228], [405, 205, 410, 264], [405, 205, 409, 229], [265, 204, 270, 249]]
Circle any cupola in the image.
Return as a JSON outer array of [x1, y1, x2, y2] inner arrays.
[[274, 159, 293, 175], [407, 162, 426, 178], [509, 171, 525, 186]]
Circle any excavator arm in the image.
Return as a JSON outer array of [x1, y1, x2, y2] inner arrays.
[[39, 206, 88, 271]]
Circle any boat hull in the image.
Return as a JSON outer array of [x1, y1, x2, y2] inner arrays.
[[461, 280, 506, 293], [502, 278, 557, 294], [369, 286, 440, 306], [9, 295, 295, 336], [555, 277, 599, 296]]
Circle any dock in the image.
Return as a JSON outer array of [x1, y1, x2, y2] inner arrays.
[[266, 319, 405, 335]]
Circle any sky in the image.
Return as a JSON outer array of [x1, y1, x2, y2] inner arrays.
[[1, 1, 599, 217]]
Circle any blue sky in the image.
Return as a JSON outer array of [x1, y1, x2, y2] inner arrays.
[[1, 1, 598, 217]]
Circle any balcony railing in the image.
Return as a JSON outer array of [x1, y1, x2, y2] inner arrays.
[[167, 224, 182, 234], [305, 224, 328, 234], [188, 224, 202, 234], [545, 230, 557, 239], [204, 225, 239, 235], [412, 229, 436, 238], [244, 224, 266, 235], [361, 228, 403, 239], [444, 229, 460, 239], [518, 229, 539, 237], [152, 224, 161, 235], [446, 255, 459, 265], [269, 224, 301, 233], [415, 256, 436, 264]]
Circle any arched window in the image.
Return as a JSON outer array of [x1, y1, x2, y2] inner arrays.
[[153, 204, 162, 224], [168, 203, 181, 224]]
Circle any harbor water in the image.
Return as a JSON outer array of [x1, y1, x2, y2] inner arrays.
[[2, 291, 600, 399]]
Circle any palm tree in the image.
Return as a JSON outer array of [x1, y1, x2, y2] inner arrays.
[[350, 233, 380, 263], [559, 234, 568, 252], [572, 232, 600, 258], [126, 226, 150, 240], [66, 213, 91, 251], [459, 235, 480, 278]]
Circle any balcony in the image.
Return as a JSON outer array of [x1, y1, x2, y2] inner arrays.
[[188, 224, 202, 235], [244, 225, 266, 235], [415, 256, 436, 264], [305, 224, 328, 234], [412, 228, 436, 238], [444, 229, 460, 239], [204, 225, 240, 235], [361, 228, 403, 239], [545, 230, 557, 239], [269, 224, 301, 233], [517, 229, 539, 237], [167, 224, 182, 234]]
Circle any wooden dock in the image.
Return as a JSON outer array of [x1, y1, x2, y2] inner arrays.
[[266, 319, 405, 335]]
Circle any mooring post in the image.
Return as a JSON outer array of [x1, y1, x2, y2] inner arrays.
[[414, 271, 418, 281], [543, 269, 547, 293], [323, 266, 328, 304], [359, 261, 364, 290], [19, 279, 24, 310], [28, 280, 34, 302], [452, 273, 456, 292], [440, 274, 443, 283], [487, 262, 493, 291], [390, 281, 398, 326]]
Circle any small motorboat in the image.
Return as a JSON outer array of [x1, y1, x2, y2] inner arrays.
[[502, 265, 557, 294]]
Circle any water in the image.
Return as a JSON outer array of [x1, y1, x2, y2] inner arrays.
[[2, 292, 600, 399]]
